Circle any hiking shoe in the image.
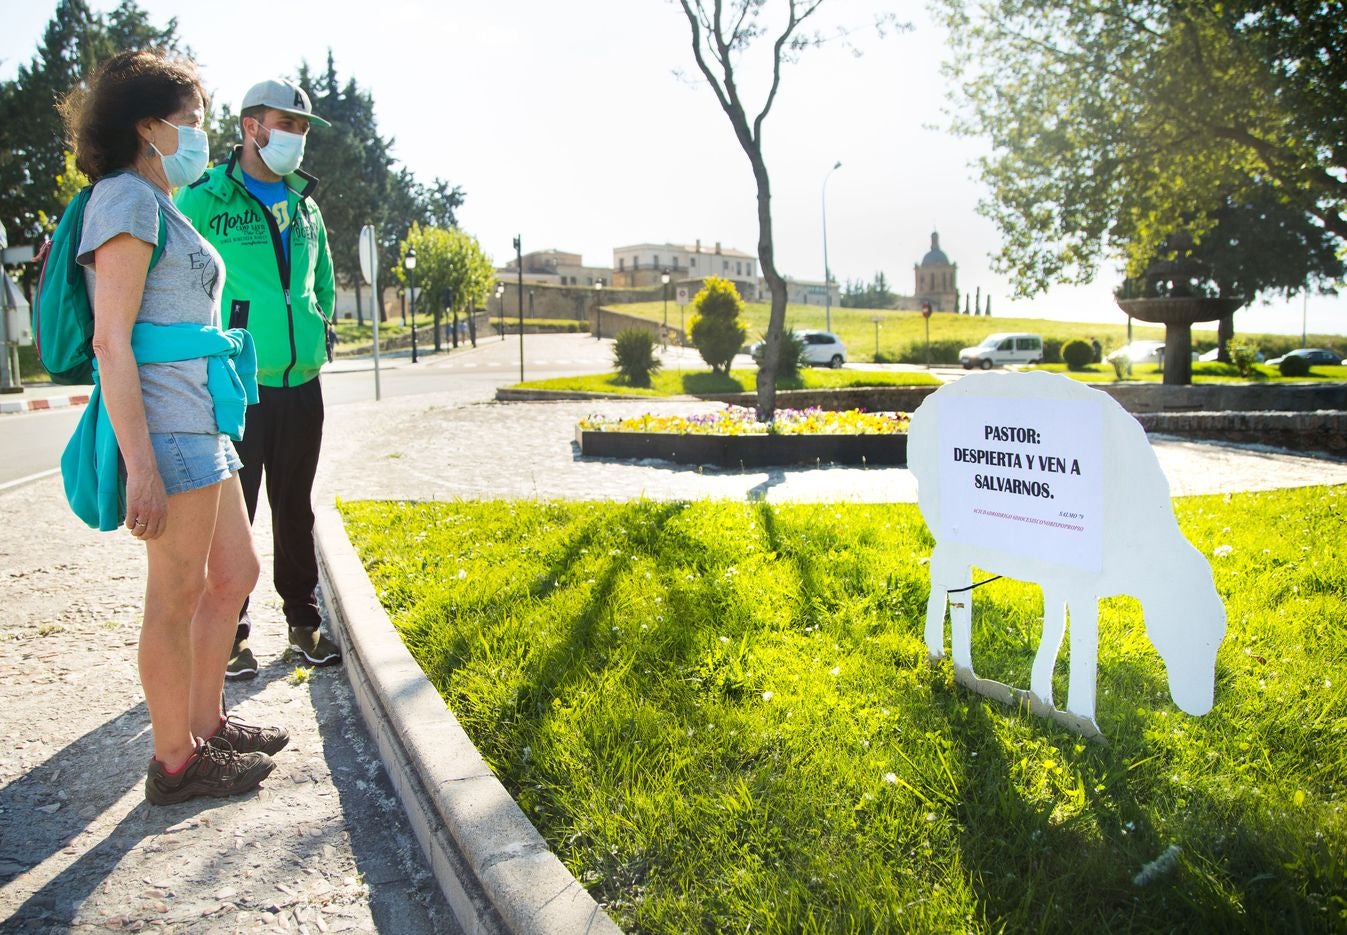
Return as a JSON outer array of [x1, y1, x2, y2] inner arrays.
[[213, 715, 290, 756], [225, 637, 258, 680], [145, 737, 275, 806], [288, 627, 342, 667]]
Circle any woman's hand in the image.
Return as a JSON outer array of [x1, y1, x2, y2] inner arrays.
[[125, 466, 168, 539]]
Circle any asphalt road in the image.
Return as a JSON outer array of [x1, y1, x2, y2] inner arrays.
[[0, 334, 629, 487]]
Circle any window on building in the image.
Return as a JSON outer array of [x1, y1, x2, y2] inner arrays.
[[736, 262, 742, 275], [619, 259, 625, 271], [690, 257, 696, 269], [654, 255, 660, 268], [634, 257, 640, 270], [723, 260, 729, 272], [748, 263, 754, 276]]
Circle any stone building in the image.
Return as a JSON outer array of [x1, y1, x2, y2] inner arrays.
[[501, 249, 612, 287], [913, 231, 958, 312], [612, 240, 759, 298]]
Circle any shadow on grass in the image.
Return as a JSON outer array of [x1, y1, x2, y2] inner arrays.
[[939, 678, 1331, 930], [677, 372, 807, 396]]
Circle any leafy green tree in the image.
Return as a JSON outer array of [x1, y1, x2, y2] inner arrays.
[[395, 223, 495, 342], [296, 56, 396, 322], [677, 0, 903, 418], [840, 271, 896, 308], [0, 0, 181, 247], [688, 277, 748, 375], [0, 0, 101, 244], [933, 0, 1346, 298]]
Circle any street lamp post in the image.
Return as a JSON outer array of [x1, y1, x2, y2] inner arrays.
[[514, 235, 524, 381], [495, 283, 505, 340], [822, 160, 842, 333], [872, 316, 881, 359], [405, 247, 418, 364], [594, 279, 604, 340], [661, 271, 671, 349]]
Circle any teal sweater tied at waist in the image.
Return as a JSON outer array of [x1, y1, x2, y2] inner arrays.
[[62, 323, 259, 532]]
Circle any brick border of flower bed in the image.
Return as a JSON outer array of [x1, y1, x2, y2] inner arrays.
[[575, 425, 908, 467]]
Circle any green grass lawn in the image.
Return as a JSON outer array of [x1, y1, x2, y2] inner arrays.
[[342, 487, 1347, 933], [1037, 361, 1347, 383], [610, 299, 1346, 371], [516, 367, 941, 397]]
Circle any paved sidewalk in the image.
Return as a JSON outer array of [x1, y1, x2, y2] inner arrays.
[[0, 483, 456, 933], [5, 382, 1347, 934]]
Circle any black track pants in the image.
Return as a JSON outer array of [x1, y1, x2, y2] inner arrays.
[[235, 377, 324, 636]]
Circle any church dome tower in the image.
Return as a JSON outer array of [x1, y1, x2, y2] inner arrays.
[[913, 231, 958, 312]]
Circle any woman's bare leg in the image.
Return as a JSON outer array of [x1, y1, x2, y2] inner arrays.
[[188, 474, 260, 738], [140, 482, 222, 768]]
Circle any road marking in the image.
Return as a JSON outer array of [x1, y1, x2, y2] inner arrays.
[[0, 467, 60, 493]]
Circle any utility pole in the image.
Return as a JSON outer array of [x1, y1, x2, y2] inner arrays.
[[515, 235, 524, 382]]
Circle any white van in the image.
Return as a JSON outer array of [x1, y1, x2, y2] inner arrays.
[[959, 332, 1044, 369]]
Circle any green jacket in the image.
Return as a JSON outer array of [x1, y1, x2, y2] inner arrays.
[[175, 148, 335, 387]]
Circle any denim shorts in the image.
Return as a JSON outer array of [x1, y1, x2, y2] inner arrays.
[[150, 432, 242, 496]]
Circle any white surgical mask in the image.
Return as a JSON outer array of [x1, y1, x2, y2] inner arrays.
[[152, 120, 209, 188], [255, 125, 306, 176]]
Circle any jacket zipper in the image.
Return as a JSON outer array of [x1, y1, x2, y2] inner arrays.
[[232, 173, 299, 387]]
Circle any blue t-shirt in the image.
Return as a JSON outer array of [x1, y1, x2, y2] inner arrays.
[[241, 171, 292, 264]]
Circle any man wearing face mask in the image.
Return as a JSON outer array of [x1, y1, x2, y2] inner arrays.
[[176, 78, 341, 679]]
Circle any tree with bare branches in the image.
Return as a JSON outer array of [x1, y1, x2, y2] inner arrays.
[[676, 0, 899, 421]]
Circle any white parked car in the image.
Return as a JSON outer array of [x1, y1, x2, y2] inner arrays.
[[750, 330, 847, 369], [958, 332, 1043, 369], [1198, 346, 1264, 363], [1107, 340, 1167, 366]]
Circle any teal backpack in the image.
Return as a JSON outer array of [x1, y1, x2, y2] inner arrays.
[[31, 173, 166, 384]]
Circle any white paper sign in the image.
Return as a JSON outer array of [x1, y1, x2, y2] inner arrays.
[[675, 287, 690, 304], [937, 394, 1105, 572]]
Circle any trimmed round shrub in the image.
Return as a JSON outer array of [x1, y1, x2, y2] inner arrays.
[[1062, 339, 1094, 371], [613, 328, 661, 387], [896, 338, 964, 365], [688, 277, 748, 374], [1279, 354, 1311, 377]]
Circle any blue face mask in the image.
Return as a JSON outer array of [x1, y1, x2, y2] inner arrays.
[[152, 120, 210, 188], [255, 125, 306, 176]]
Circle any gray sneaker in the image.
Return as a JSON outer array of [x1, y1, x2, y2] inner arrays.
[[225, 637, 258, 680], [288, 627, 342, 667], [145, 737, 275, 806], [214, 715, 290, 756]]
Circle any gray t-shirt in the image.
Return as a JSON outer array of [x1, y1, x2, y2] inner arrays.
[[78, 171, 224, 434]]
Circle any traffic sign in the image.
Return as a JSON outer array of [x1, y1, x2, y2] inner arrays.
[[359, 225, 378, 285]]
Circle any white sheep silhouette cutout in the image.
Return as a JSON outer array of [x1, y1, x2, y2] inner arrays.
[[908, 371, 1225, 737]]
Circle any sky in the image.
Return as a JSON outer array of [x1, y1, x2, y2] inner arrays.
[[2, 0, 1344, 338]]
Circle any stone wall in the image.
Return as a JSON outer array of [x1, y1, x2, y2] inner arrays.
[[1133, 411, 1347, 457], [490, 282, 658, 324], [591, 308, 683, 343]]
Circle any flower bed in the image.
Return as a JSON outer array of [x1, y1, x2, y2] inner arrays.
[[577, 406, 909, 467]]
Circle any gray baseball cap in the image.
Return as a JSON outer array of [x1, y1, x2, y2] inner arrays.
[[241, 78, 331, 128]]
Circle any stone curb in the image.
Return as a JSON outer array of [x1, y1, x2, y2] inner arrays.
[[0, 392, 89, 413], [313, 502, 623, 935]]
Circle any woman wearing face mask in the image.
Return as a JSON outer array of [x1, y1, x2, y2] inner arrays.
[[58, 49, 288, 805]]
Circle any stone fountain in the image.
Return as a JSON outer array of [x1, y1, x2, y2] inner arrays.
[[1115, 232, 1244, 385]]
